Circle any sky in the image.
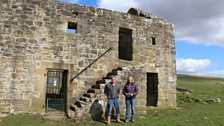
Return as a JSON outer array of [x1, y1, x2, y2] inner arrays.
[[59, 0, 224, 77]]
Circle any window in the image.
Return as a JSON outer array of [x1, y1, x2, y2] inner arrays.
[[152, 37, 156, 45], [118, 27, 133, 61], [67, 22, 77, 33]]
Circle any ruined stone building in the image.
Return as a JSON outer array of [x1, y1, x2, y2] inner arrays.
[[0, 0, 176, 119]]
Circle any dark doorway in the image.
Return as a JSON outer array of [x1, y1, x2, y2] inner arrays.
[[118, 27, 133, 61], [45, 69, 68, 112], [146, 73, 158, 106]]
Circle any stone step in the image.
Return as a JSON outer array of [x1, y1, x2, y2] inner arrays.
[[44, 112, 65, 116], [114, 70, 123, 75], [74, 101, 82, 108], [74, 100, 88, 108], [0, 113, 8, 118], [107, 70, 123, 76], [79, 96, 91, 102], [102, 76, 112, 79], [92, 83, 106, 89], [121, 66, 131, 72], [117, 67, 123, 70], [92, 85, 100, 89], [70, 104, 79, 111], [43, 115, 66, 120], [78, 100, 89, 105], [43, 112, 66, 121], [87, 89, 95, 93], [87, 88, 97, 93], [67, 109, 76, 118], [96, 79, 111, 84], [104, 79, 112, 83], [83, 93, 95, 98], [103, 75, 121, 80]]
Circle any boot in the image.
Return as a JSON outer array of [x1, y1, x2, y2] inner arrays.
[[116, 115, 122, 123], [107, 116, 111, 125]]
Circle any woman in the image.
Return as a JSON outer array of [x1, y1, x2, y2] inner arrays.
[[123, 76, 138, 123]]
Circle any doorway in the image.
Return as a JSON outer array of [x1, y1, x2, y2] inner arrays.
[[45, 69, 68, 112], [146, 73, 158, 106], [118, 27, 133, 61]]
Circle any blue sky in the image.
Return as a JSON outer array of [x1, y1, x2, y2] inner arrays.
[[59, 0, 98, 7], [59, 0, 224, 77]]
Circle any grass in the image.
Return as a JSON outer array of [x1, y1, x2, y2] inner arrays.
[[0, 114, 75, 126], [1, 74, 224, 126]]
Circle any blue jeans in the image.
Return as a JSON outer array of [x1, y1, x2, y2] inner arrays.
[[107, 98, 121, 116], [125, 98, 136, 120]]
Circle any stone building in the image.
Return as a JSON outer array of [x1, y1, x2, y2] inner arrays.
[[0, 0, 176, 119]]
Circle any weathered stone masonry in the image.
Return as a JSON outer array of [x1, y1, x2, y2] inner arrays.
[[0, 0, 176, 118]]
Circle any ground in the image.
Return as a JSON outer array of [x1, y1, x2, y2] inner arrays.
[[0, 75, 224, 126]]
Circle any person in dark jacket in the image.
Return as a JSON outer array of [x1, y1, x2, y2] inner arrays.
[[104, 76, 122, 125], [123, 76, 138, 123]]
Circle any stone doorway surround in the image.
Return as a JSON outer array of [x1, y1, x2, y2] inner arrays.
[[31, 62, 74, 114], [45, 69, 68, 112]]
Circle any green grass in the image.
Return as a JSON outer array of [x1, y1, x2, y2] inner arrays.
[[0, 114, 76, 126], [1, 75, 224, 126]]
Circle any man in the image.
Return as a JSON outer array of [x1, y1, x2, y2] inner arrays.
[[104, 76, 122, 125]]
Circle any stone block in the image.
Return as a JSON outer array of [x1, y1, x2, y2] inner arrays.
[[12, 99, 30, 112]]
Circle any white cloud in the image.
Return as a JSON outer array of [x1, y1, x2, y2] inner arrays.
[[97, 0, 138, 12], [59, 0, 224, 46], [208, 70, 224, 77], [176, 58, 211, 74], [97, 0, 224, 46]]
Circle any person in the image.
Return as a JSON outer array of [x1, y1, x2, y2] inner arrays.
[[104, 76, 122, 125], [123, 76, 138, 123]]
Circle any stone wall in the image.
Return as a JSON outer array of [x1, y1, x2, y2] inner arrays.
[[0, 0, 176, 115]]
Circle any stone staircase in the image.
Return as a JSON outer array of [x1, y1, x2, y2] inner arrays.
[[68, 66, 131, 120], [43, 112, 66, 121]]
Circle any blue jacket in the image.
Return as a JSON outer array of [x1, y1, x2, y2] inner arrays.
[[123, 83, 138, 99]]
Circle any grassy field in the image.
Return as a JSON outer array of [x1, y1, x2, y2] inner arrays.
[[0, 75, 224, 126]]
